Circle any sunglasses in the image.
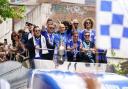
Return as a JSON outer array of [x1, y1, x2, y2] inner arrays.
[[84, 35, 90, 37], [35, 30, 41, 32], [86, 22, 91, 24], [13, 35, 17, 37], [49, 27, 54, 29]]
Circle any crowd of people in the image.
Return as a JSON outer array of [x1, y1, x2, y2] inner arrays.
[[0, 18, 107, 68]]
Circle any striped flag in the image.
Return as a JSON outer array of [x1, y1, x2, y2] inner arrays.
[[96, 0, 128, 58]]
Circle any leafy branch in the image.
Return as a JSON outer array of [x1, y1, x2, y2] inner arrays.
[[112, 61, 128, 75], [0, 0, 25, 23]]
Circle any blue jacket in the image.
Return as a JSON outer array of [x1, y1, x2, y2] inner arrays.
[[54, 32, 68, 47]]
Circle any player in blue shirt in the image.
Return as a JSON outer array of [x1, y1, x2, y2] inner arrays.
[[54, 24, 68, 47], [81, 31, 96, 63], [67, 31, 82, 62], [54, 24, 68, 62], [81, 18, 107, 63]]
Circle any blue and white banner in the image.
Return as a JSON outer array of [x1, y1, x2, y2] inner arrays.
[[30, 70, 128, 89], [96, 0, 128, 58]]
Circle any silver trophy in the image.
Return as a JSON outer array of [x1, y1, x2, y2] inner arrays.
[[57, 39, 65, 64]]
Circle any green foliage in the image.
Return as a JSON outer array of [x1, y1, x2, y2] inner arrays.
[[0, 0, 25, 21], [112, 62, 128, 75]]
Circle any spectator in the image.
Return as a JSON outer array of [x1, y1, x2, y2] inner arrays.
[[24, 22, 29, 32], [27, 23, 35, 40], [0, 43, 7, 62], [18, 29, 28, 45], [9, 33, 26, 62]]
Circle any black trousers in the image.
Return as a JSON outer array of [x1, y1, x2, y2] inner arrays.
[[81, 52, 96, 63], [67, 52, 81, 62], [41, 50, 54, 60]]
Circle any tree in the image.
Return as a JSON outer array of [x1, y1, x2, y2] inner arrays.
[[0, 0, 25, 23]]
